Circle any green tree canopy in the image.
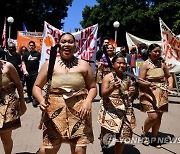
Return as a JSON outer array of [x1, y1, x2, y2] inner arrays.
[[0, 0, 73, 39], [81, 0, 180, 46]]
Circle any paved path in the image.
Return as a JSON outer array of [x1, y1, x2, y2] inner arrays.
[[0, 95, 180, 154]]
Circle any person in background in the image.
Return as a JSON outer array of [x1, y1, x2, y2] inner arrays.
[[22, 41, 41, 107], [96, 37, 109, 62], [126, 46, 139, 104], [119, 46, 127, 60], [98, 54, 136, 154], [0, 59, 27, 154], [95, 37, 109, 97], [19, 46, 28, 58], [33, 33, 97, 154], [100, 44, 115, 66], [126, 44, 149, 104], [18, 46, 28, 86], [138, 43, 149, 61], [139, 43, 173, 148], [129, 46, 137, 75], [126, 47, 133, 68], [135, 43, 148, 76], [6, 42, 23, 80], [96, 43, 115, 97], [119, 46, 133, 75]]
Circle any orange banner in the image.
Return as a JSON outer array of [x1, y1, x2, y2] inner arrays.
[[17, 31, 43, 52]]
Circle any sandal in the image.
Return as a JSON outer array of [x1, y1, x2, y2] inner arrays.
[[141, 133, 150, 146], [141, 128, 150, 146], [150, 137, 161, 149]]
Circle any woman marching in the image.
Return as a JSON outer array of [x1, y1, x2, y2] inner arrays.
[[96, 43, 115, 97], [139, 43, 173, 148], [0, 57, 27, 153], [33, 32, 97, 154], [98, 54, 136, 154]]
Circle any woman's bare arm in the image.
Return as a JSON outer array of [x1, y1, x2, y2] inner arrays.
[[32, 61, 48, 105], [79, 60, 97, 119], [101, 73, 114, 98], [163, 63, 173, 90], [8, 62, 27, 115], [138, 62, 150, 87]]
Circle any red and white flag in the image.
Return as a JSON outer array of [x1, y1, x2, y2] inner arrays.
[[2, 17, 6, 47]]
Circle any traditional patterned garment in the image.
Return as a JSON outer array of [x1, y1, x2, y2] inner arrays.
[[96, 56, 112, 84], [139, 60, 168, 112], [0, 72, 21, 132], [96, 64, 111, 84], [42, 72, 94, 148], [98, 75, 136, 149]]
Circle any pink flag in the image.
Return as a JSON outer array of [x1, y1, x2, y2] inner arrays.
[[2, 17, 6, 47]]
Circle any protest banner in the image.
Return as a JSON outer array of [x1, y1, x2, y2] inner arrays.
[[159, 17, 180, 72], [2, 17, 6, 47], [40, 21, 98, 73], [17, 31, 43, 52], [126, 32, 161, 49]]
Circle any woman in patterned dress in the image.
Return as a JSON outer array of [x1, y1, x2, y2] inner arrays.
[[33, 33, 97, 154], [98, 54, 136, 154], [139, 43, 173, 147], [96, 44, 115, 97], [0, 59, 26, 154]]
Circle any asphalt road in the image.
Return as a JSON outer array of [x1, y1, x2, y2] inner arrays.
[[0, 94, 180, 154]]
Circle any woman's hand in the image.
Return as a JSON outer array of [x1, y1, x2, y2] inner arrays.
[[39, 99, 48, 111], [148, 82, 157, 90], [113, 80, 121, 89], [79, 99, 92, 119]]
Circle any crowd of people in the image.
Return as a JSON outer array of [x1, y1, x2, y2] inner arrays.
[[0, 34, 174, 154]]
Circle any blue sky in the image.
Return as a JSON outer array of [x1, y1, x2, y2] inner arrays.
[[62, 0, 97, 32]]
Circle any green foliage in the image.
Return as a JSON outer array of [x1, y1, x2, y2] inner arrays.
[[81, 0, 180, 46], [0, 0, 73, 38]]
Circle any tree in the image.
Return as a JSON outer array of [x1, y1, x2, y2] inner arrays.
[[81, 0, 180, 46], [0, 0, 73, 39]]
